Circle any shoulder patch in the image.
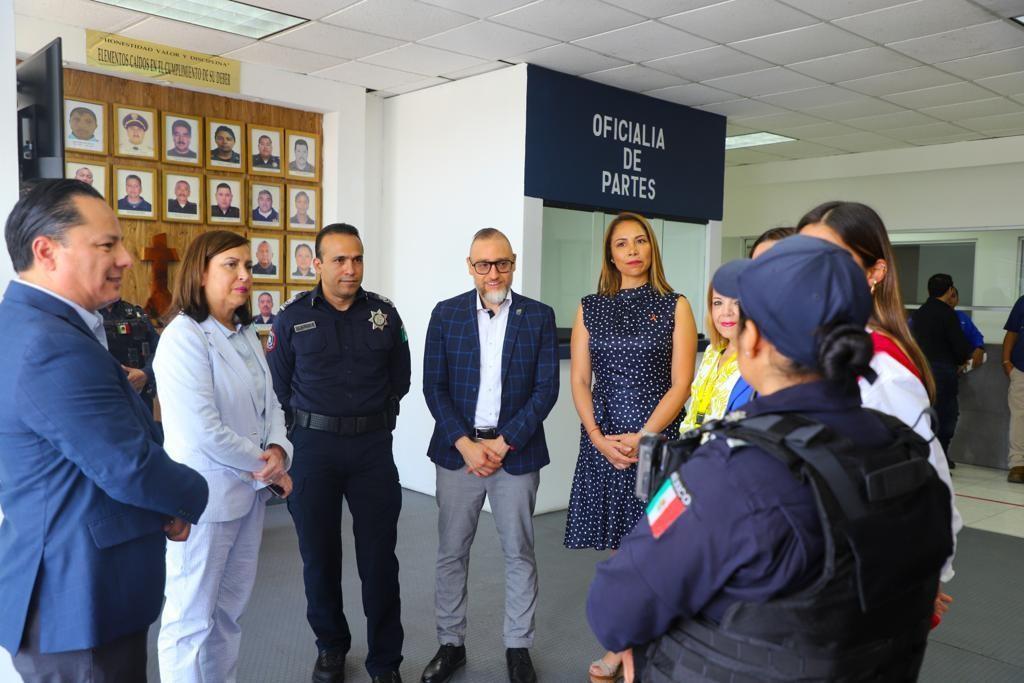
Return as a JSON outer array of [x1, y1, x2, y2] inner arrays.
[[646, 471, 692, 539], [366, 291, 394, 307], [280, 290, 310, 311]]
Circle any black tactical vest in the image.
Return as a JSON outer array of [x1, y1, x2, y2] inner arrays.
[[102, 301, 155, 401], [641, 410, 953, 683]]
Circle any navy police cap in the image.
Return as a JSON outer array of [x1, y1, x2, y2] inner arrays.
[[711, 235, 872, 369]]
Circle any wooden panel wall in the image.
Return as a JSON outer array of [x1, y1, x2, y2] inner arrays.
[[63, 68, 323, 314]]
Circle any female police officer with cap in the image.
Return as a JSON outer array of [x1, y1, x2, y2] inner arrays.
[[586, 235, 953, 683]]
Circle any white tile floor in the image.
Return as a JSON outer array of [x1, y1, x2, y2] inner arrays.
[[952, 464, 1024, 538]]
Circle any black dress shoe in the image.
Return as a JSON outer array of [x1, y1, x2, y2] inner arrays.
[[312, 649, 346, 683], [421, 644, 466, 683], [506, 648, 536, 683], [371, 672, 402, 683]]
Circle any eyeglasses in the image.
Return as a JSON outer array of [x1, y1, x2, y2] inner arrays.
[[471, 259, 514, 275]]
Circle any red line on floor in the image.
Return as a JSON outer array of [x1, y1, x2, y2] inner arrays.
[[956, 492, 1024, 509]]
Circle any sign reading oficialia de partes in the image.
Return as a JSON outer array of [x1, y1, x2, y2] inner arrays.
[[525, 65, 726, 221]]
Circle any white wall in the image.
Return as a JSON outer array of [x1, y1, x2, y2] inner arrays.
[[380, 65, 540, 504]]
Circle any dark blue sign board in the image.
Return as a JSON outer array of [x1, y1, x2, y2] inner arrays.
[[525, 65, 726, 222]]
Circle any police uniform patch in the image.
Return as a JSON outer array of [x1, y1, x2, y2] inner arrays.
[[367, 291, 393, 306], [646, 472, 692, 539], [400, 324, 408, 343], [369, 309, 388, 331], [294, 321, 317, 333], [266, 329, 277, 351]]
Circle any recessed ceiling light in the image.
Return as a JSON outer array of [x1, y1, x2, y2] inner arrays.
[[1012, 16, 1024, 28], [725, 132, 795, 150], [94, 0, 306, 40]]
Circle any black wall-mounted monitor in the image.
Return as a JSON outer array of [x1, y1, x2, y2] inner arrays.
[[17, 38, 64, 182]]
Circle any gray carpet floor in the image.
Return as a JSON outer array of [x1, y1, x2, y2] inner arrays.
[[145, 490, 1024, 682]]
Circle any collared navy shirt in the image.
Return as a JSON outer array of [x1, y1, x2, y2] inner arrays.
[[267, 285, 411, 419], [586, 380, 898, 653]]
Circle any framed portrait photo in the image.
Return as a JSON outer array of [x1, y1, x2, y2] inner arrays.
[[207, 118, 245, 172], [64, 98, 106, 155], [113, 104, 158, 160], [250, 234, 283, 284], [113, 166, 158, 221], [285, 130, 319, 182], [286, 185, 318, 231], [251, 286, 283, 329], [162, 112, 202, 166], [164, 172, 203, 223], [249, 181, 283, 229], [248, 125, 283, 176], [208, 177, 244, 226], [287, 235, 318, 285], [65, 161, 108, 200]]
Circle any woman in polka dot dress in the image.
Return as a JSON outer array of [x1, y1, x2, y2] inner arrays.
[[563, 212, 697, 681]]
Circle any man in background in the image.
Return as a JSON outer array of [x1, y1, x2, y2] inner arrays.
[[210, 182, 239, 219], [0, 179, 207, 681], [289, 138, 314, 173], [950, 287, 985, 371], [167, 119, 196, 159], [253, 240, 277, 276], [168, 179, 197, 215], [253, 135, 280, 169], [255, 291, 276, 325], [117, 174, 151, 213], [102, 298, 160, 414], [1003, 295, 1024, 483], [252, 189, 280, 223]]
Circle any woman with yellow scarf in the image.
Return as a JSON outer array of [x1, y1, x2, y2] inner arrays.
[[681, 286, 743, 431]]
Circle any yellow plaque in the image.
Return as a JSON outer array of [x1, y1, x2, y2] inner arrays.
[[86, 30, 241, 94]]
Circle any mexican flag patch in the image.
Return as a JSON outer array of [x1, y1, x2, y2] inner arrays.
[[646, 472, 692, 539]]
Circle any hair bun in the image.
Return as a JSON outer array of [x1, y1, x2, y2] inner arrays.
[[817, 323, 873, 390]]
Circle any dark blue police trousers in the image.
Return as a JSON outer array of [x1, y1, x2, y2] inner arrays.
[[931, 362, 960, 456], [287, 426, 404, 677]]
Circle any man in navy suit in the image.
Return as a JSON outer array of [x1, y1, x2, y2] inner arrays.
[[421, 228, 558, 683], [0, 179, 208, 681]]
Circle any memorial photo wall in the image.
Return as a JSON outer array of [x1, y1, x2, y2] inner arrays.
[[62, 68, 324, 314]]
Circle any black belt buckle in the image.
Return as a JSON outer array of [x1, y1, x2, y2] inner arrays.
[[473, 427, 498, 440]]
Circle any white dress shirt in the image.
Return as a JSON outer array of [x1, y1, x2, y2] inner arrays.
[[473, 292, 511, 429], [15, 279, 108, 349]]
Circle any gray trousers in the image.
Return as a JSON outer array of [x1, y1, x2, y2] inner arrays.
[[434, 464, 540, 649]]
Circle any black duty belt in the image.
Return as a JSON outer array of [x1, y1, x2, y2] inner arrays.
[[294, 409, 388, 435], [473, 427, 499, 440]]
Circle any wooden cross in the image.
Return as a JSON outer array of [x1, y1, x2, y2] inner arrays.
[[142, 233, 179, 323]]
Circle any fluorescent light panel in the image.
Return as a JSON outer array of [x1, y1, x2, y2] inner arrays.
[[1012, 16, 1024, 27], [94, 0, 306, 39], [725, 132, 795, 149]]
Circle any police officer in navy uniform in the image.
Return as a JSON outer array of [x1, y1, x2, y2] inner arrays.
[[102, 298, 160, 413], [268, 223, 410, 683], [587, 236, 953, 683]]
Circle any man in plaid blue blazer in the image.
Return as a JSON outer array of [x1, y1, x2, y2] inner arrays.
[[421, 229, 559, 683]]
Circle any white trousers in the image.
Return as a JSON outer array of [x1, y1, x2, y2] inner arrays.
[[157, 495, 267, 683]]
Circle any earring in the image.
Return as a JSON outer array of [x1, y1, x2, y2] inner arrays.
[[744, 350, 751, 357], [869, 278, 877, 295]]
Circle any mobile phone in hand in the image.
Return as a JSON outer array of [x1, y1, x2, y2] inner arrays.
[[267, 483, 286, 497]]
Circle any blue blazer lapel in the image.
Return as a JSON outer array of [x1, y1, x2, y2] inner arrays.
[[463, 291, 481, 383], [501, 292, 524, 383], [6, 281, 99, 343]]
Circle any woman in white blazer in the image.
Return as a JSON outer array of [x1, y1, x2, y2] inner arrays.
[[155, 230, 293, 683]]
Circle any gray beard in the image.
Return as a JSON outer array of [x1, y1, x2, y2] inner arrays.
[[481, 287, 508, 306]]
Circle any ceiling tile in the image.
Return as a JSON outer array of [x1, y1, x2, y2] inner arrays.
[[491, 0, 643, 42], [267, 22, 404, 60], [937, 47, 1024, 80], [884, 121, 974, 141], [726, 123, 757, 136], [883, 81, 996, 108], [788, 47, 920, 83], [313, 60, 426, 89], [810, 131, 904, 152], [803, 96, 905, 119], [725, 148, 788, 164], [698, 99, 790, 118], [839, 67, 962, 97], [420, 20, 559, 60], [361, 43, 488, 76], [734, 111, 828, 130], [418, 0, 535, 16], [833, 0, 994, 44], [919, 97, 1024, 121], [977, 71, 1024, 97], [244, 0, 362, 19], [511, 43, 628, 75], [377, 75, 450, 96], [778, 0, 911, 21], [729, 23, 873, 65], [765, 120, 862, 138], [956, 110, 1024, 132], [573, 20, 714, 62], [888, 21, 1024, 64], [14, 0, 146, 32], [767, 140, 845, 158], [662, 0, 819, 44], [600, 0, 724, 18], [757, 85, 864, 109], [321, 0, 475, 41], [703, 67, 824, 98], [118, 17, 255, 54], [913, 132, 986, 145], [644, 46, 772, 82], [969, 0, 1024, 13], [843, 110, 942, 130], [584, 64, 687, 92], [645, 83, 740, 107], [223, 42, 346, 74], [443, 61, 511, 78]]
